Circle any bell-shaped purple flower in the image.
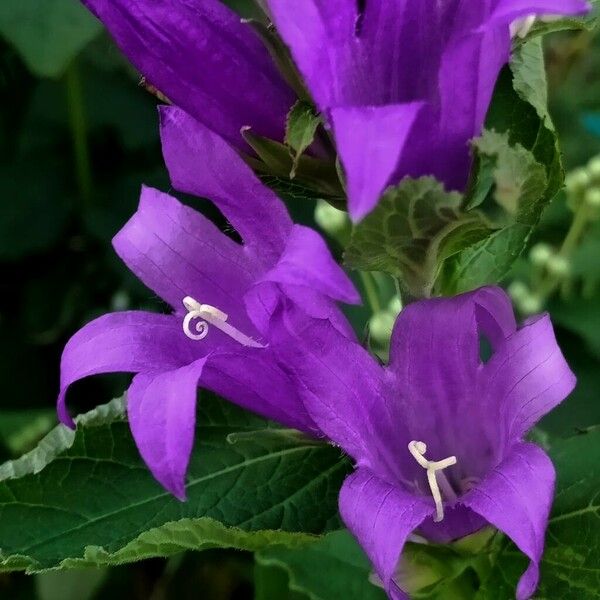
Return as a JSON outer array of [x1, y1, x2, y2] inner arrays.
[[272, 287, 575, 599], [80, 0, 295, 150], [57, 106, 359, 500], [266, 0, 590, 219]]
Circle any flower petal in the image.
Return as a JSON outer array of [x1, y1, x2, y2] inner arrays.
[[81, 0, 293, 148], [58, 311, 192, 428], [259, 224, 360, 303], [386, 287, 517, 466], [462, 442, 555, 600], [159, 106, 293, 266], [330, 104, 423, 220], [339, 468, 433, 600], [113, 186, 260, 331], [269, 303, 393, 465], [127, 357, 207, 500], [201, 348, 318, 435], [481, 313, 576, 443], [265, 0, 357, 110], [267, 0, 437, 109], [244, 280, 356, 341]]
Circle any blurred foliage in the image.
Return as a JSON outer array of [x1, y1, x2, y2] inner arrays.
[[0, 0, 598, 599]]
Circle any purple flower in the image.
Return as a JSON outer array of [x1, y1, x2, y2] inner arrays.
[[266, 0, 590, 219], [272, 287, 575, 599], [80, 0, 295, 150], [57, 105, 359, 500]]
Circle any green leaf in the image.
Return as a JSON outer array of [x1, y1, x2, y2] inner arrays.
[[478, 428, 600, 598], [439, 39, 561, 294], [345, 177, 492, 298], [467, 130, 547, 223], [0, 0, 102, 78], [243, 128, 343, 198], [0, 396, 349, 572], [438, 224, 531, 295], [257, 530, 386, 600], [400, 529, 498, 599], [516, 2, 600, 42], [285, 101, 322, 178]]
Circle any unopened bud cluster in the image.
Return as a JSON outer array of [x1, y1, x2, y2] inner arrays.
[[508, 281, 543, 315], [565, 154, 600, 216], [528, 243, 571, 278]]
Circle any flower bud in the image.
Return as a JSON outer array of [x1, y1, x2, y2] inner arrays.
[[584, 188, 600, 210], [508, 281, 529, 303], [388, 296, 403, 316], [588, 156, 600, 182], [546, 254, 570, 278], [529, 243, 553, 267], [111, 290, 130, 311], [518, 294, 543, 316], [565, 168, 591, 194], [314, 200, 348, 235], [369, 311, 396, 344]]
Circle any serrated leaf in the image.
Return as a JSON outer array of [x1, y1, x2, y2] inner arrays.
[[345, 177, 492, 297], [437, 224, 530, 295], [468, 130, 547, 224], [257, 530, 386, 600], [0, 396, 349, 572], [285, 101, 322, 178], [477, 428, 600, 598], [510, 38, 550, 124], [439, 39, 561, 294], [0, 0, 102, 78]]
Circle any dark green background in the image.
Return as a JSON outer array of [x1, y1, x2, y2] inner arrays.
[[0, 1, 599, 598]]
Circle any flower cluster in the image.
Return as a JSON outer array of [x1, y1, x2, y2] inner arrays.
[[82, 0, 589, 220], [59, 0, 590, 598]]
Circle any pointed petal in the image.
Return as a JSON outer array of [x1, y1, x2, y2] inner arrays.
[[481, 314, 576, 443], [127, 357, 207, 499], [259, 225, 360, 303], [462, 443, 555, 600], [159, 106, 292, 265], [82, 0, 293, 148], [201, 348, 318, 435], [113, 186, 260, 332], [339, 468, 433, 599], [58, 311, 191, 428], [330, 103, 423, 220]]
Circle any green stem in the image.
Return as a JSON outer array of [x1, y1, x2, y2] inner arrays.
[[559, 202, 591, 257], [65, 62, 93, 208], [359, 271, 382, 313], [536, 202, 592, 301]]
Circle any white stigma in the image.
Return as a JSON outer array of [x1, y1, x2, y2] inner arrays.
[[408, 440, 457, 523], [182, 296, 266, 348]]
